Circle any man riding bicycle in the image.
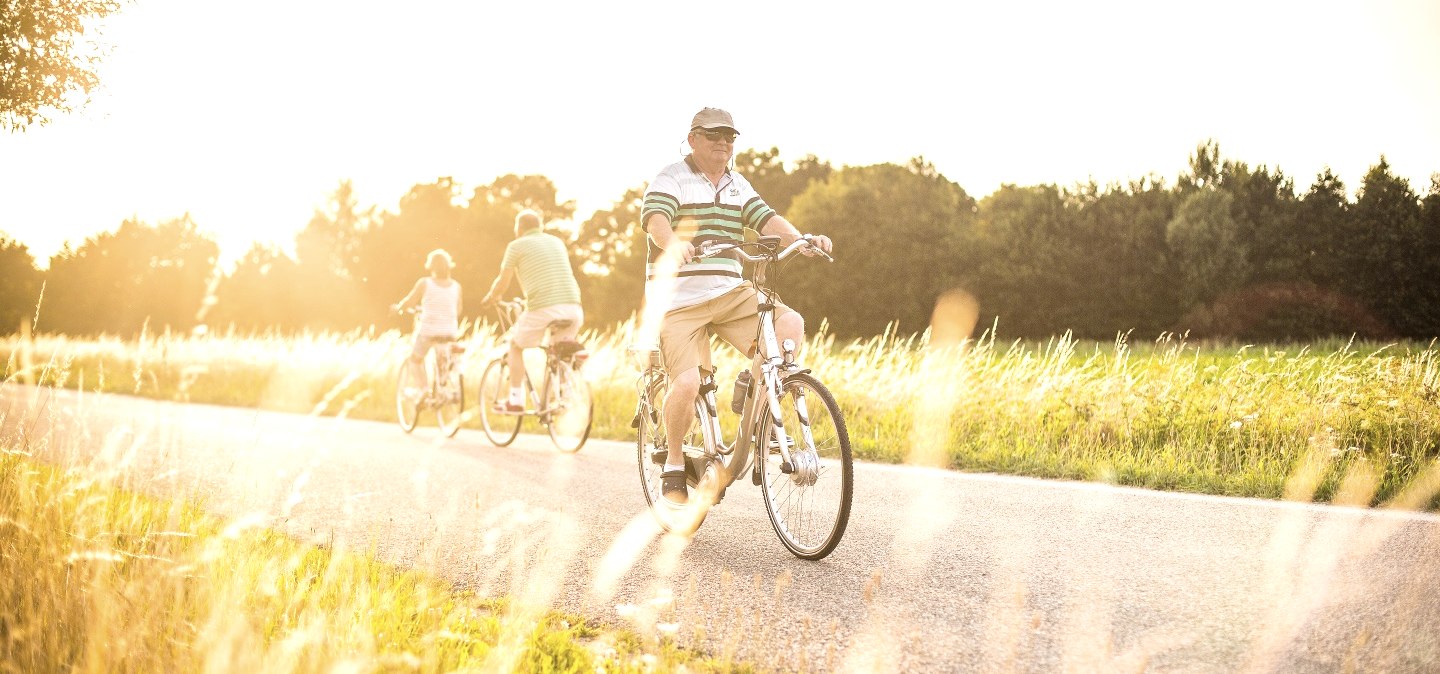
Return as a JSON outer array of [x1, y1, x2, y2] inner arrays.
[[480, 209, 585, 413], [391, 249, 463, 395], [642, 107, 833, 508]]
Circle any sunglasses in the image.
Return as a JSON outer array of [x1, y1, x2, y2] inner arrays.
[[695, 128, 738, 143]]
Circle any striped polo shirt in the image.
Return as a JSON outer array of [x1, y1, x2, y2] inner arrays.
[[501, 229, 582, 310], [641, 156, 778, 311]]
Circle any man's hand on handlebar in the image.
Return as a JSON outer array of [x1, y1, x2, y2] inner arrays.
[[664, 239, 696, 266], [802, 234, 833, 257]]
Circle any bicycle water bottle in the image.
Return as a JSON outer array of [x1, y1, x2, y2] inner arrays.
[[731, 369, 752, 414]]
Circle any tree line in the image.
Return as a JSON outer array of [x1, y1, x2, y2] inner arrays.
[[2, 142, 1438, 342]]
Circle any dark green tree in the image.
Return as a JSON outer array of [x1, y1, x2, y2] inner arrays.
[[208, 243, 302, 331], [570, 186, 645, 326], [0, 234, 43, 332], [1418, 175, 1440, 336], [735, 148, 834, 215], [1219, 162, 1299, 285], [1343, 158, 1426, 337], [967, 183, 1072, 337], [1, 0, 123, 130], [1064, 178, 1178, 336], [784, 158, 977, 338], [1166, 189, 1248, 315], [293, 181, 371, 330], [1296, 168, 1350, 287], [42, 215, 219, 335]]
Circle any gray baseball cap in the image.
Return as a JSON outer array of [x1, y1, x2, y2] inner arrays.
[[690, 107, 739, 134]]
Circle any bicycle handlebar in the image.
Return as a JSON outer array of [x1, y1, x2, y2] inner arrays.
[[695, 234, 834, 264], [491, 299, 526, 312]]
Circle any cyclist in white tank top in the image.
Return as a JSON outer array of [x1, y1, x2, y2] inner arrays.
[[392, 249, 464, 372]]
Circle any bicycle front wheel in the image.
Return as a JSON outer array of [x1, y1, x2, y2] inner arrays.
[[759, 372, 853, 560], [435, 361, 465, 439], [544, 361, 592, 453], [396, 360, 423, 433], [478, 358, 522, 446]]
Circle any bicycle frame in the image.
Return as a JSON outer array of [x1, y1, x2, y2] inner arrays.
[[427, 342, 457, 402]]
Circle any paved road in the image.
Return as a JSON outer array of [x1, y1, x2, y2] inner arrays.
[[3, 384, 1438, 672]]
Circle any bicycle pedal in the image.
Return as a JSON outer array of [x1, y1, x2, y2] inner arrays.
[[751, 461, 761, 486], [684, 455, 706, 483]]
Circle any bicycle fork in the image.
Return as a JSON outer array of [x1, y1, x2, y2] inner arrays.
[[759, 367, 819, 486], [724, 364, 818, 489]]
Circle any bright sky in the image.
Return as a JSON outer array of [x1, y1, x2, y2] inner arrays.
[[2, 0, 1437, 268]]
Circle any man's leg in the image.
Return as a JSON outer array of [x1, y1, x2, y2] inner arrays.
[[655, 298, 713, 507], [663, 367, 701, 466], [506, 341, 525, 401], [505, 311, 548, 409]]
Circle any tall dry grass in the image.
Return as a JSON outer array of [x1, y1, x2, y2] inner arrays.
[[4, 322, 1438, 508], [0, 417, 741, 673]]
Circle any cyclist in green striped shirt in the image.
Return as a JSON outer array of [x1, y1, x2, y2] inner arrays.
[[480, 210, 584, 412], [642, 107, 833, 507]]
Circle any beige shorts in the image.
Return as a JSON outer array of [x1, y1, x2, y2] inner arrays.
[[659, 283, 793, 376], [511, 303, 583, 348]]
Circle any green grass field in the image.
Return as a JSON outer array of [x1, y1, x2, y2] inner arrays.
[[5, 323, 1439, 671], [0, 443, 752, 673], [4, 321, 1438, 509]]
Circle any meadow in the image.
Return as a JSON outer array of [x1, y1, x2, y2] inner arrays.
[[0, 429, 744, 673], [4, 320, 1439, 509], [5, 321, 1440, 672]]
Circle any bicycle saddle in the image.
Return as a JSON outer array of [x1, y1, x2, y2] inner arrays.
[[550, 340, 586, 359]]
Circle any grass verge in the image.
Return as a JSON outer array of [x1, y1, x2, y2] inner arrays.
[[0, 446, 748, 673], [3, 322, 1438, 508]]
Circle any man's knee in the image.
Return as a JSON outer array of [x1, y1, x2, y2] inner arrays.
[[667, 368, 701, 399], [777, 311, 805, 337]]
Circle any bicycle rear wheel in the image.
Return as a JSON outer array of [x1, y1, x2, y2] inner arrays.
[[544, 361, 592, 453], [759, 372, 853, 560], [478, 358, 522, 446], [396, 360, 423, 433], [434, 359, 465, 439]]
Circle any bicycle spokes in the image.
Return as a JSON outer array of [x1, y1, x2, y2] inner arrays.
[[759, 373, 853, 560]]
